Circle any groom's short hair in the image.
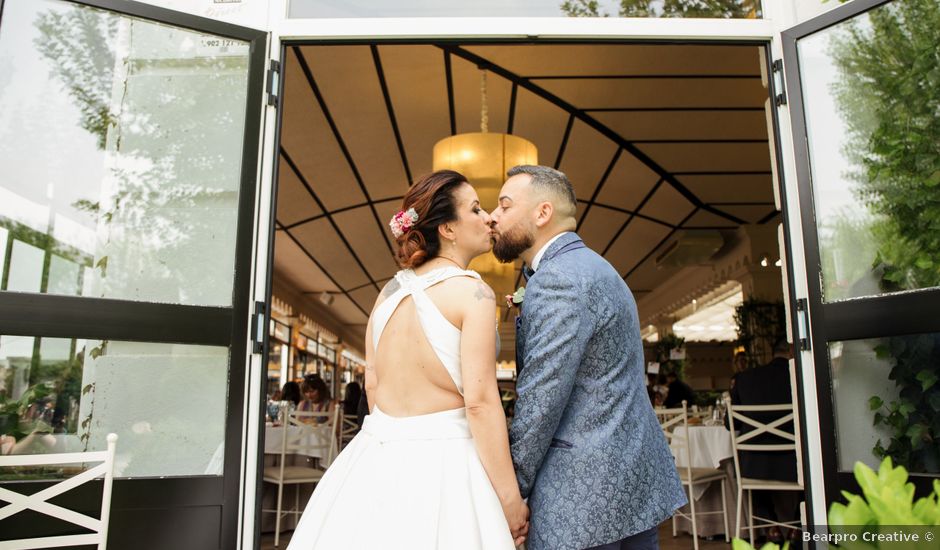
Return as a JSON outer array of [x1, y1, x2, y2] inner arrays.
[[507, 165, 577, 218]]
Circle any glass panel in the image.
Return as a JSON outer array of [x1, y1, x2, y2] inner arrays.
[[829, 333, 940, 475], [0, 335, 229, 479], [6, 240, 44, 293], [0, 228, 7, 276], [289, 0, 761, 18], [0, 0, 251, 306], [798, 0, 939, 302]]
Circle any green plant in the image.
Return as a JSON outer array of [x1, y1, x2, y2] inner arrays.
[[653, 333, 686, 380], [732, 457, 940, 550], [868, 335, 940, 474], [0, 385, 53, 441], [829, 457, 940, 532]]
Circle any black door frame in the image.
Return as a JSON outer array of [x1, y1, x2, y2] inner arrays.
[[782, 0, 940, 502], [0, 0, 266, 547]]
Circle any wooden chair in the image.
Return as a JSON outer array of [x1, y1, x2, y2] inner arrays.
[[262, 405, 339, 547], [0, 433, 118, 550], [726, 364, 803, 545], [658, 402, 730, 550]]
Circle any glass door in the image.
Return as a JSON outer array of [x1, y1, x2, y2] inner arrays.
[[0, 0, 266, 547], [781, 0, 940, 501]]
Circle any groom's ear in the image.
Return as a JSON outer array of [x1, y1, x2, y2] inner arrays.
[[534, 201, 554, 228]]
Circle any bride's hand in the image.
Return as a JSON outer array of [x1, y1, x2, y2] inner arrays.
[[502, 496, 529, 545]]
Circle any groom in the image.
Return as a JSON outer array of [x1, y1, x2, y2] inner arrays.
[[491, 165, 686, 550]]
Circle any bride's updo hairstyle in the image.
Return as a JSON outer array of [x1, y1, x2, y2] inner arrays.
[[395, 170, 467, 269]]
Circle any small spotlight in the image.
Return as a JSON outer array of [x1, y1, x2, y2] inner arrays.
[[318, 292, 335, 306], [760, 256, 769, 267]]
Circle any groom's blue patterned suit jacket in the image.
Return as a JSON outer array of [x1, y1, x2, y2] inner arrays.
[[511, 232, 687, 550]]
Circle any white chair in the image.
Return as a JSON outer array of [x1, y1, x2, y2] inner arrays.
[[262, 405, 339, 547], [658, 402, 730, 550], [726, 364, 803, 545], [338, 410, 359, 450], [0, 433, 118, 550]]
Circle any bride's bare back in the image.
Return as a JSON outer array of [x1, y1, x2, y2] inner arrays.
[[366, 267, 485, 417]]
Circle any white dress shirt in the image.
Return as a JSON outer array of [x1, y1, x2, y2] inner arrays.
[[530, 232, 572, 272]]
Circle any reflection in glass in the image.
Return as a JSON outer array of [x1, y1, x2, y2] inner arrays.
[[0, 335, 228, 479], [0, 0, 251, 306], [288, 0, 761, 18], [799, 0, 940, 302], [6, 240, 44, 293], [830, 333, 940, 474]]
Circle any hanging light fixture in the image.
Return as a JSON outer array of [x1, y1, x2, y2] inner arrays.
[[432, 69, 538, 211], [432, 69, 538, 310]]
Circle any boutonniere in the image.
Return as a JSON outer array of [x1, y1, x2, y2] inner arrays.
[[504, 287, 525, 309]]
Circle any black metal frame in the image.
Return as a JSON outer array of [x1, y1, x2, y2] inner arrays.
[[0, 0, 267, 548], [782, 0, 940, 501]]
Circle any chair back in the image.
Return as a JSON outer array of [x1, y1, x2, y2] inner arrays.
[[339, 411, 359, 449], [726, 362, 803, 487], [276, 405, 340, 469], [0, 433, 118, 550], [657, 401, 692, 482]]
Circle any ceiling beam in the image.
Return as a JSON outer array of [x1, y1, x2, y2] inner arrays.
[[602, 178, 665, 256], [444, 50, 456, 136], [277, 222, 370, 318], [623, 208, 700, 280], [577, 147, 622, 232], [371, 45, 413, 186], [292, 46, 396, 259], [440, 45, 746, 226], [283, 196, 404, 230], [526, 74, 762, 80], [280, 147, 381, 293]]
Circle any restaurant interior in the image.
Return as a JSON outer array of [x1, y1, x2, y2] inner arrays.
[[259, 41, 794, 548]]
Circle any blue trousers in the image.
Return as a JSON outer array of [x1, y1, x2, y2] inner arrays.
[[583, 525, 659, 550]]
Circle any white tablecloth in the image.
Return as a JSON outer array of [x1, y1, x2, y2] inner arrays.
[[671, 425, 733, 469], [264, 424, 331, 458], [670, 425, 733, 500]]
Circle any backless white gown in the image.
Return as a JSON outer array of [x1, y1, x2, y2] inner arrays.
[[286, 267, 515, 550]]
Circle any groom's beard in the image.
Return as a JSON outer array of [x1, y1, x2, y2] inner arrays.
[[492, 224, 535, 263]]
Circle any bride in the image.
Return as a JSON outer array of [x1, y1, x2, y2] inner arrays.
[[287, 170, 528, 549]]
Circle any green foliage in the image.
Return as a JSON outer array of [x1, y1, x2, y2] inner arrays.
[[653, 333, 686, 380], [560, 0, 760, 18], [33, 10, 118, 150], [733, 299, 786, 369], [830, 0, 940, 293], [733, 457, 940, 550], [828, 458, 940, 547], [869, 334, 940, 473], [0, 385, 52, 441]]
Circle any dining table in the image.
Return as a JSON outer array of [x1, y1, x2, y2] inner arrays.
[[668, 422, 740, 539]]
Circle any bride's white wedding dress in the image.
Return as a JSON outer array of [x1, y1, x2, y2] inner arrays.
[[286, 267, 515, 550]]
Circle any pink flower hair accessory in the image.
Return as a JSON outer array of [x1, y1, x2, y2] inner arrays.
[[389, 207, 419, 238]]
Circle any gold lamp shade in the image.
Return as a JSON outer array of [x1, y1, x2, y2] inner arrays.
[[432, 132, 537, 211]]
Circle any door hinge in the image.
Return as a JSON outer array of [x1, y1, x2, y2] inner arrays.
[[266, 59, 281, 108], [795, 298, 811, 351], [251, 300, 267, 354], [772, 59, 787, 107]]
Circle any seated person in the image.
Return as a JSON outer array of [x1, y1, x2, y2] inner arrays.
[[297, 375, 332, 423], [663, 371, 695, 408], [730, 339, 800, 543]]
